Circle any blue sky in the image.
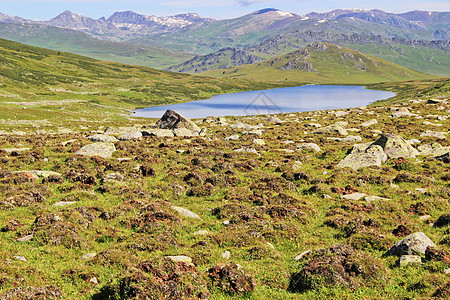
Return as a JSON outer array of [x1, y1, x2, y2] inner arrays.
[[1, 0, 449, 20]]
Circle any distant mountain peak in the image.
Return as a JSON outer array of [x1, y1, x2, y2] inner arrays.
[[254, 8, 280, 14], [253, 8, 293, 17]]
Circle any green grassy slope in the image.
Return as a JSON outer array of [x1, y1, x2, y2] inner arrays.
[[0, 23, 194, 69], [0, 38, 280, 123], [346, 44, 450, 77], [201, 43, 437, 84]]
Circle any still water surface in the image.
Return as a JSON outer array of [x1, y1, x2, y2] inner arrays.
[[133, 85, 395, 119]]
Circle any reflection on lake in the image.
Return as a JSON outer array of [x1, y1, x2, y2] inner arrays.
[[133, 85, 395, 119]]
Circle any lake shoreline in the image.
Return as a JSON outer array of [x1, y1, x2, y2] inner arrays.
[[132, 85, 396, 119]]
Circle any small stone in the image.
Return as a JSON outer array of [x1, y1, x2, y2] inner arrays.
[[322, 194, 332, 199], [75, 142, 116, 158], [416, 188, 427, 193], [80, 253, 97, 260], [166, 255, 193, 266], [118, 131, 142, 141], [223, 220, 230, 226], [365, 196, 391, 203], [142, 129, 174, 137], [3, 148, 31, 153], [341, 193, 367, 200], [247, 129, 263, 136], [420, 130, 447, 139], [306, 123, 322, 128], [234, 147, 260, 156], [296, 143, 321, 152], [391, 107, 417, 118], [408, 139, 421, 145], [312, 123, 348, 136], [266, 242, 275, 250], [252, 139, 265, 146], [89, 277, 99, 284], [397, 255, 422, 267], [171, 206, 202, 220], [444, 268, 450, 274], [16, 234, 33, 242], [13, 256, 27, 262], [419, 215, 432, 220], [194, 230, 210, 236], [294, 250, 312, 260], [173, 128, 199, 137], [360, 119, 378, 127], [224, 134, 239, 141], [53, 201, 77, 207], [222, 251, 231, 260], [88, 134, 118, 142]]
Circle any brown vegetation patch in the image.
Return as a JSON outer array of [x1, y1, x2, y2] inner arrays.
[[288, 244, 388, 293], [207, 263, 255, 295]]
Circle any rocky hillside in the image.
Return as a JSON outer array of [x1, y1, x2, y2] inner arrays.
[[165, 47, 265, 73], [201, 43, 435, 84], [0, 76, 448, 299]]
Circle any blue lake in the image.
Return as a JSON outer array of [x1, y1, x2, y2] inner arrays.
[[133, 85, 395, 119]]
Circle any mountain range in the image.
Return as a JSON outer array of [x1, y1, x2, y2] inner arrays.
[[198, 42, 434, 84], [0, 8, 449, 75]]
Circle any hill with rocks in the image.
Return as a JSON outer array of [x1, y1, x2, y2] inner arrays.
[[200, 43, 435, 84], [0, 34, 449, 300]]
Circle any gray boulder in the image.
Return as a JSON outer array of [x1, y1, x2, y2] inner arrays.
[[337, 144, 387, 171], [418, 143, 450, 156], [142, 129, 174, 137], [156, 110, 200, 132], [118, 132, 142, 141], [397, 255, 422, 267], [296, 143, 321, 152], [312, 123, 348, 136], [420, 130, 447, 139], [360, 119, 378, 127], [372, 133, 419, 159], [75, 142, 116, 158], [391, 107, 417, 117], [173, 128, 199, 137], [88, 134, 119, 143], [386, 232, 436, 256]]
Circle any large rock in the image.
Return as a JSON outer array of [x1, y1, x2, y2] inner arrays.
[[296, 143, 321, 152], [312, 123, 348, 136], [386, 232, 436, 256], [142, 129, 174, 137], [372, 134, 419, 159], [420, 130, 447, 139], [75, 142, 116, 158], [337, 144, 387, 171], [360, 119, 378, 127], [88, 134, 118, 143], [173, 128, 199, 137], [171, 206, 201, 220], [391, 107, 417, 117], [418, 143, 450, 156], [12, 170, 62, 178], [118, 131, 142, 141], [156, 110, 200, 132]]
